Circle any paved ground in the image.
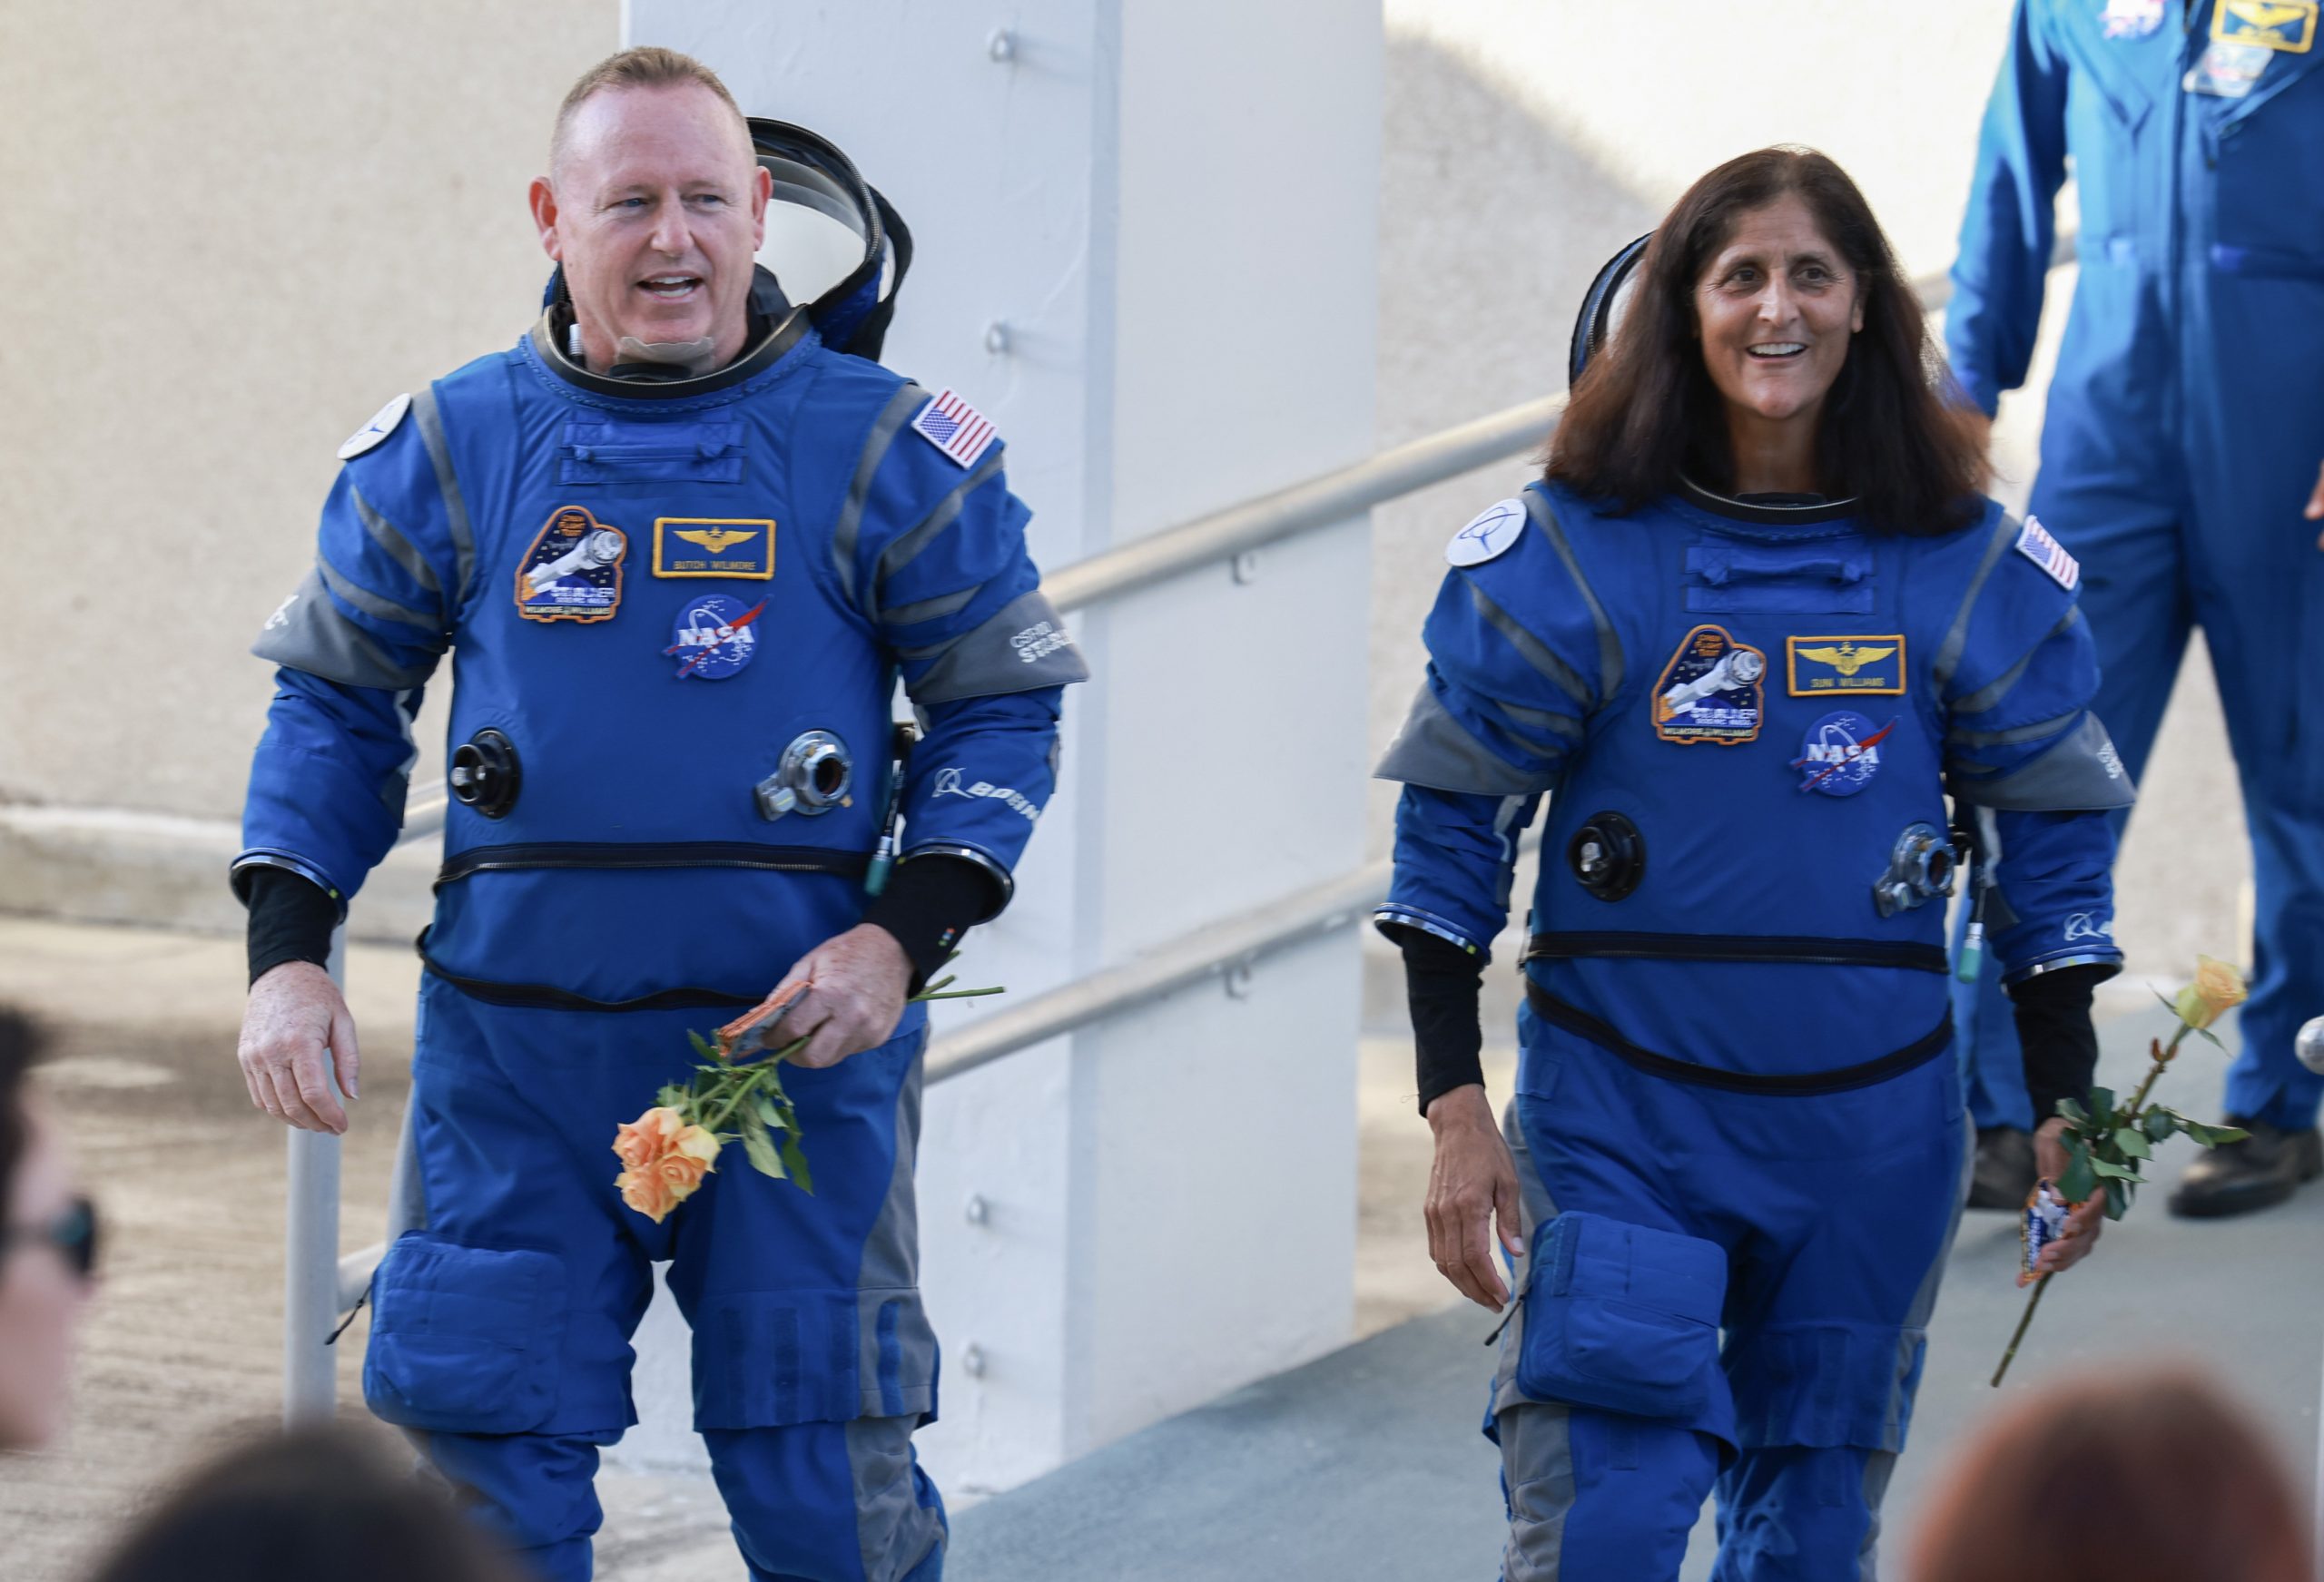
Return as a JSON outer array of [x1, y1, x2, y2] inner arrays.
[[0, 916, 2313, 1579]]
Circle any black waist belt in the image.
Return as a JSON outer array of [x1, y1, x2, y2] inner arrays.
[[417, 930, 763, 1014], [437, 841, 872, 889], [1525, 931, 1948, 975], [1523, 979, 1952, 1096]]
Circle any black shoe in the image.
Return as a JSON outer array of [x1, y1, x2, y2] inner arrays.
[[1967, 1126, 2038, 1211], [2167, 1116, 2324, 1219]]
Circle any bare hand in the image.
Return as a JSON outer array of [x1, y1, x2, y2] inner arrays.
[[238, 961, 359, 1133], [2306, 457, 2324, 546], [2023, 1115, 2105, 1285], [766, 925, 912, 1069], [1423, 1085, 1527, 1312]]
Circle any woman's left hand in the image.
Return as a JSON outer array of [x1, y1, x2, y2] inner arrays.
[[2023, 1115, 2106, 1285]]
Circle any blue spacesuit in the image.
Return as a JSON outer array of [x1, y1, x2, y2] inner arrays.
[[235, 252, 1086, 1576], [1378, 479, 2126, 1577], [1949, 0, 2324, 1147]]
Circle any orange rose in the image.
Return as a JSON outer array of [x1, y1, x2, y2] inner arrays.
[[2172, 955, 2249, 1032], [611, 1105, 722, 1223]]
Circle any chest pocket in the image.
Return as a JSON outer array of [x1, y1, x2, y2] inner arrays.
[[1684, 541, 1873, 614], [560, 417, 745, 485]]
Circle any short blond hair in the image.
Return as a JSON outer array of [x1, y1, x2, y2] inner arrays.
[[550, 46, 750, 174]]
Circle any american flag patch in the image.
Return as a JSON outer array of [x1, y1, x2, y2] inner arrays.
[[2015, 515, 2080, 591], [910, 388, 998, 470]]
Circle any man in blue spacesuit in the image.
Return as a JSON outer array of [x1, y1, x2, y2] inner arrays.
[[1948, 0, 2324, 1214], [1384, 153, 2124, 1578], [231, 48, 1084, 1582]]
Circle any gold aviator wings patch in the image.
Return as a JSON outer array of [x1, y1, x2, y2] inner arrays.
[[675, 527, 759, 555]]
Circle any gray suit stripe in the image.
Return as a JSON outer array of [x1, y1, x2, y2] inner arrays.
[[1933, 513, 2020, 694], [875, 450, 1008, 608], [1951, 608, 2080, 717], [881, 586, 981, 629], [834, 385, 929, 608], [1521, 491, 1623, 703], [1493, 697, 1585, 744], [408, 387, 476, 609], [319, 557, 438, 631], [1948, 707, 2082, 750], [1472, 585, 1594, 709], [1497, 1102, 1574, 1580], [351, 486, 442, 595]]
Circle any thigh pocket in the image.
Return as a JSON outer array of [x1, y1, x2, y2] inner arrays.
[[362, 1233, 568, 1435], [1516, 1212, 1727, 1422], [691, 1286, 939, 1431], [1728, 1322, 1921, 1452]]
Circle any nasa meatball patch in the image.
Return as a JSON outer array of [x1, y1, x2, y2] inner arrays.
[[665, 593, 765, 680], [1793, 710, 1895, 797], [337, 393, 410, 460], [1651, 624, 1766, 745], [515, 505, 627, 624]]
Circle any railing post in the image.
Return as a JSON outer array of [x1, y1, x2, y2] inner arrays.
[[282, 925, 345, 1426]]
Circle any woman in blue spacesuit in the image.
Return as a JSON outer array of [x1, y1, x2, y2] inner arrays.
[[1375, 148, 2132, 1579]]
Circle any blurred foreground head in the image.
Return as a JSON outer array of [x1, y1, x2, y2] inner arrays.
[[86, 1425, 516, 1582], [0, 1007, 91, 1451], [1909, 1367, 2312, 1582]]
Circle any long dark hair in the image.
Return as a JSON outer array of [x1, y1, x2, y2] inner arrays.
[[0, 1009, 44, 1237], [1549, 147, 1987, 535]]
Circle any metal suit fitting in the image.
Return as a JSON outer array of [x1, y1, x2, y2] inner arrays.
[[755, 730, 854, 821], [1873, 822, 1957, 919], [1569, 811, 1646, 901], [448, 728, 521, 819]]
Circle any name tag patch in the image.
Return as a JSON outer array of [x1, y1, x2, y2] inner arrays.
[[1787, 634, 1905, 697], [516, 505, 626, 624], [2214, 0, 2316, 52], [1652, 624, 1766, 745], [654, 517, 774, 579], [665, 594, 766, 680]]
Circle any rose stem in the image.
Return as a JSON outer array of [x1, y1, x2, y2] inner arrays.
[[1991, 1272, 2052, 1388]]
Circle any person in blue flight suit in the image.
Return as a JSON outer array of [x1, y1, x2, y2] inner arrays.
[[1379, 150, 2122, 1579], [1948, 0, 2324, 1215], [230, 49, 1085, 1582]]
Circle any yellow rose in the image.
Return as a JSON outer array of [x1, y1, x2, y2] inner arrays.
[[2171, 955, 2249, 1031], [611, 1106, 722, 1223]]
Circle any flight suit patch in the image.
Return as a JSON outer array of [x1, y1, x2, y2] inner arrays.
[[2102, 0, 2163, 38], [653, 518, 774, 579], [1794, 710, 1894, 797], [1786, 635, 1906, 697], [1652, 624, 1765, 745], [2213, 0, 2315, 53], [666, 593, 766, 680], [515, 505, 626, 624]]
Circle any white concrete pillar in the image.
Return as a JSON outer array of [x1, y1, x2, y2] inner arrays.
[[619, 0, 1380, 1494]]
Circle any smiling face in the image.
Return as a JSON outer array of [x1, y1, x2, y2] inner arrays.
[[530, 83, 773, 373], [1693, 192, 1865, 433]]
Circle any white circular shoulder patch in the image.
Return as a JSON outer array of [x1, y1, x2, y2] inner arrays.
[[1445, 497, 1530, 567], [337, 393, 412, 460]]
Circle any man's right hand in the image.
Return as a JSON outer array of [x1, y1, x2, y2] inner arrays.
[[1423, 1084, 1525, 1312], [238, 961, 360, 1134]]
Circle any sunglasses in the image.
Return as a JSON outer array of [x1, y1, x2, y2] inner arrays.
[[3, 1194, 99, 1281]]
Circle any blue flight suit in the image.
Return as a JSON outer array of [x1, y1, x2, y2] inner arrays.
[[1377, 481, 2127, 1579], [236, 300, 1087, 1581], [1949, 0, 2324, 1133]]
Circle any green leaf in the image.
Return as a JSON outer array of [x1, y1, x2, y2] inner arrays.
[[2058, 1151, 2097, 1204], [2103, 1184, 2131, 1221], [2086, 1086, 2116, 1124], [751, 1090, 790, 1133], [779, 1134, 814, 1194], [2112, 1127, 2152, 1161], [688, 1028, 721, 1061], [655, 1083, 690, 1111], [2202, 1124, 2250, 1146], [2090, 1159, 2142, 1182], [740, 1115, 786, 1180], [2055, 1097, 2089, 1127], [2142, 1109, 2178, 1144], [2192, 1026, 2224, 1051]]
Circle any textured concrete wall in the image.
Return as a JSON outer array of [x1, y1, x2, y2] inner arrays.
[[0, 0, 616, 820]]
